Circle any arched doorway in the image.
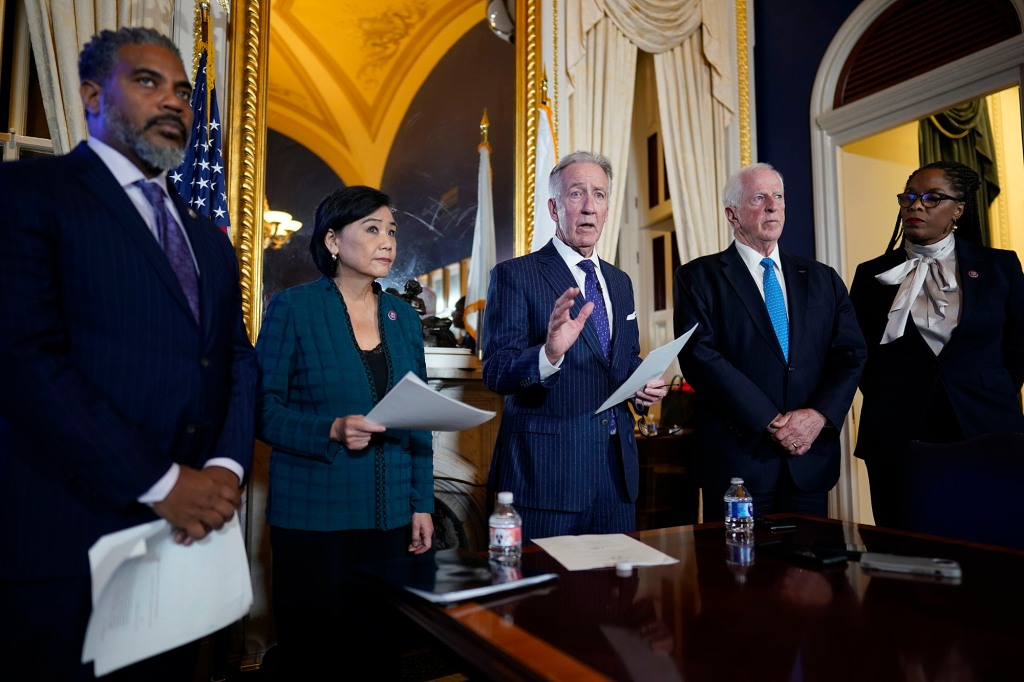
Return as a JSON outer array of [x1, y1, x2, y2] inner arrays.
[[811, 0, 1024, 523]]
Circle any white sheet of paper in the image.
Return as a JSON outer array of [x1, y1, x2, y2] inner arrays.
[[82, 513, 253, 676], [532, 534, 679, 571], [596, 324, 698, 413], [364, 371, 496, 431]]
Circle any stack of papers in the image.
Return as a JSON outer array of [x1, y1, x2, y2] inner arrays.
[[532, 534, 680, 571], [82, 514, 253, 675], [365, 371, 496, 431], [359, 548, 558, 605]]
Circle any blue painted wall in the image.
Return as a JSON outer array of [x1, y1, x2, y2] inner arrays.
[[752, 0, 863, 258]]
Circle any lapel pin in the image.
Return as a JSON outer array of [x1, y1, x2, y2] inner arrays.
[[967, 270, 979, 278], [188, 208, 198, 219], [388, 310, 398, 321]]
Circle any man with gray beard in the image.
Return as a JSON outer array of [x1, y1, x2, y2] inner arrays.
[[0, 27, 256, 681]]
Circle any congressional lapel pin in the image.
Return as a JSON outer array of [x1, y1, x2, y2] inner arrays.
[[967, 270, 979, 278], [388, 309, 398, 321]]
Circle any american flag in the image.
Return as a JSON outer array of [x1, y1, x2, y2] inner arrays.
[[170, 48, 230, 237]]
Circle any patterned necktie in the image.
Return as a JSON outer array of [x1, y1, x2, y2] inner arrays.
[[579, 259, 616, 433], [760, 257, 789, 362], [136, 181, 200, 322]]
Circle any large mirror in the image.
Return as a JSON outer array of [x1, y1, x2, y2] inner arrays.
[[227, 0, 539, 341]]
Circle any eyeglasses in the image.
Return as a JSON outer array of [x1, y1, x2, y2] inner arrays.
[[896, 192, 960, 208]]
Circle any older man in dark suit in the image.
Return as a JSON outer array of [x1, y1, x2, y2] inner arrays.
[[673, 162, 865, 520], [482, 151, 667, 543], [0, 27, 256, 681]]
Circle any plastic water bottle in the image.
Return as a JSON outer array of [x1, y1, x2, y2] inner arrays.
[[724, 477, 754, 532], [488, 491, 523, 563]]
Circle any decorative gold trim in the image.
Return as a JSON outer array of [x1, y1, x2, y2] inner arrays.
[[227, 0, 269, 343], [516, 0, 539, 257], [552, 0, 558, 138], [736, 0, 751, 165]]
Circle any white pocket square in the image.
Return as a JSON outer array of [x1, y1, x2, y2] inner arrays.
[[626, 311, 637, 321]]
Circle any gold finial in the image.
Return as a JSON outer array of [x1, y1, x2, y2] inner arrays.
[[539, 69, 548, 106], [480, 109, 490, 145]]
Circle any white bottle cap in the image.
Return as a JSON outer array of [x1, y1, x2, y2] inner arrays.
[[730, 477, 743, 484], [615, 562, 633, 577], [497, 491, 514, 505]]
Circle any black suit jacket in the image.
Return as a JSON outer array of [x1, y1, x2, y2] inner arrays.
[[673, 243, 866, 496], [0, 143, 257, 580], [849, 237, 1024, 460]]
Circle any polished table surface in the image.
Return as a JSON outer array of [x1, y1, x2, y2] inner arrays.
[[378, 516, 1024, 681]]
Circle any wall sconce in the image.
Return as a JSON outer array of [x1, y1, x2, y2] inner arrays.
[[263, 207, 303, 250]]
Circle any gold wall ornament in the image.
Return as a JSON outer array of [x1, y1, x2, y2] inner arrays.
[[516, 0, 540, 257], [736, 0, 751, 166], [227, 0, 269, 344]]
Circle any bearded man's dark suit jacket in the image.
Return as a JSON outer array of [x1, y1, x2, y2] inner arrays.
[[482, 239, 644, 531], [849, 238, 1024, 524], [0, 143, 257, 643], [673, 243, 866, 512]]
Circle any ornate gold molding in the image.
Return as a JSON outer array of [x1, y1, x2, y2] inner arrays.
[[227, 0, 269, 343], [736, 0, 751, 166], [515, 0, 539, 257]]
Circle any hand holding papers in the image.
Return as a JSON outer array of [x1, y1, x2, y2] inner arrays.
[[82, 514, 252, 676], [532, 534, 679, 571], [365, 371, 496, 431], [597, 324, 697, 413]]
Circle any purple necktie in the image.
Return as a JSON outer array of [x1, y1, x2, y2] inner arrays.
[[579, 259, 616, 433], [136, 181, 200, 321]]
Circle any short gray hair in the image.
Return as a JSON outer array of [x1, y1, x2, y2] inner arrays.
[[548, 150, 614, 200], [722, 162, 784, 206]]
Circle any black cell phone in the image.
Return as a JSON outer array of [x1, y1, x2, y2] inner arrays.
[[754, 516, 797, 532], [758, 541, 849, 568]]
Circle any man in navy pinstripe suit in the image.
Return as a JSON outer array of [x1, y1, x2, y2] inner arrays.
[[483, 151, 667, 543], [0, 28, 256, 681]]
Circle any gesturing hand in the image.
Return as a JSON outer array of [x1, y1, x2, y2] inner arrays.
[[544, 287, 593, 365]]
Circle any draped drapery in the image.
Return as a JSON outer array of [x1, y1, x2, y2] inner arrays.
[[566, 0, 737, 263], [566, 17, 638, 260], [24, 1, 173, 154], [918, 99, 1000, 246]]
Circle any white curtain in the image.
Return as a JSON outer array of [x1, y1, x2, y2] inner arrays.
[[565, 0, 738, 262], [23, 0, 174, 154], [566, 16, 638, 262]]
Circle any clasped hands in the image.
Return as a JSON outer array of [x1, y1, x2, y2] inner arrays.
[[154, 465, 242, 546], [768, 409, 826, 456]]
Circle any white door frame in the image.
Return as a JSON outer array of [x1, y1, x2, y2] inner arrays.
[[810, 0, 1024, 521]]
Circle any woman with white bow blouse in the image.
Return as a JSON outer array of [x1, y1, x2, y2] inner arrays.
[[849, 160, 1024, 529]]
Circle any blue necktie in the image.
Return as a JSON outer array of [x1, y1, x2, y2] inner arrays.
[[136, 181, 200, 322], [579, 259, 616, 433], [760, 257, 788, 362]]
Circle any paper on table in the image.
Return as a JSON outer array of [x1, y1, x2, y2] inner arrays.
[[365, 370, 496, 431], [532, 534, 679, 571], [596, 324, 698, 413], [82, 514, 253, 676]]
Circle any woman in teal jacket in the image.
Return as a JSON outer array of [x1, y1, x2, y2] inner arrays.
[[256, 185, 433, 676]]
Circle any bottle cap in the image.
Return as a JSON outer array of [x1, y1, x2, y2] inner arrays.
[[615, 562, 633, 577], [730, 477, 744, 484], [497, 491, 514, 505]]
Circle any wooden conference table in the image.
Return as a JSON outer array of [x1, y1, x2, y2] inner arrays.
[[375, 516, 1024, 681]]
